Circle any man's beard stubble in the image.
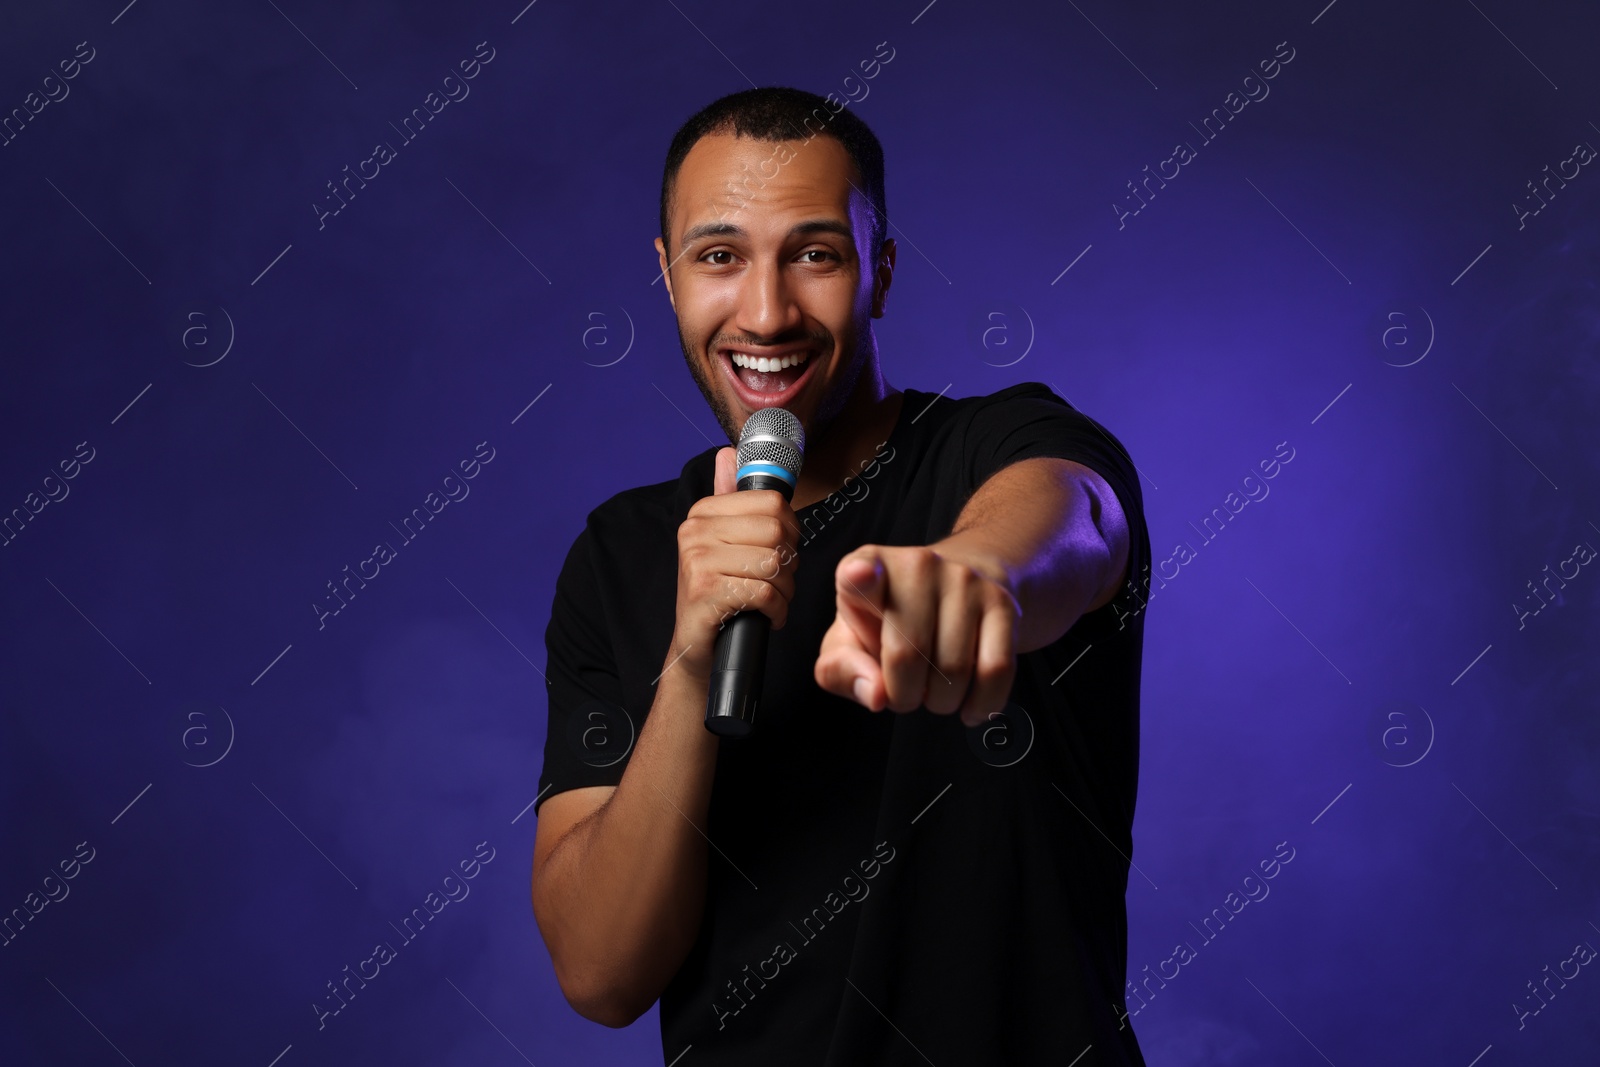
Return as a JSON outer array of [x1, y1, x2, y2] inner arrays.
[[676, 321, 869, 451]]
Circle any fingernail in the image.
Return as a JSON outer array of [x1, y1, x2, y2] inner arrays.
[[853, 677, 872, 707]]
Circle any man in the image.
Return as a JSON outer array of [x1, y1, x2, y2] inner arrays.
[[531, 86, 1152, 1065]]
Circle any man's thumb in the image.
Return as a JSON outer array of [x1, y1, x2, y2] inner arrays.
[[713, 446, 736, 495]]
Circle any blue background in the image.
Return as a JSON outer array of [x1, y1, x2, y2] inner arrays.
[[2, 0, 1597, 1063]]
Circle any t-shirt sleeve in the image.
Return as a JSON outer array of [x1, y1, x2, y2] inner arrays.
[[957, 381, 1149, 599], [535, 521, 636, 818]]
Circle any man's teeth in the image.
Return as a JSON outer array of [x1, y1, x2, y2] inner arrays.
[[730, 351, 809, 373]]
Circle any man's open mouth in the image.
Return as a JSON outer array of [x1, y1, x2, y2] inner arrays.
[[719, 348, 817, 406]]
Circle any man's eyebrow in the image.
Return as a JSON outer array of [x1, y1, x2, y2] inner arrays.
[[680, 220, 745, 246], [678, 218, 857, 247], [789, 219, 856, 245]]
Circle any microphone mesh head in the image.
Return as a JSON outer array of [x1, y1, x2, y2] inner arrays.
[[737, 406, 804, 478]]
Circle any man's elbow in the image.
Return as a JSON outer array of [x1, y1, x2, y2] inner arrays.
[[1081, 534, 1124, 613], [537, 903, 654, 1028], [1080, 475, 1129, 613], [556, 966, 653, 1028], [535, 901, 655, 1026]]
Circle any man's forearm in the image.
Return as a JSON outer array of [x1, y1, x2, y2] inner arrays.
[[931, 457, 1125, 653], [534, 653, 720, 1025]]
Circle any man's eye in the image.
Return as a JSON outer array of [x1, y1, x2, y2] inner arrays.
[[701, 250, 734, 265], [800, 250, 837, 263]]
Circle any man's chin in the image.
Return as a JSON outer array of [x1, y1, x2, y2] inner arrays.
[[682, 339, 850, 448]]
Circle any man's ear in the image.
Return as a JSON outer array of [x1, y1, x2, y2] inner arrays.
[[870, 236, 896, 319], [654, 236, 676, 312]]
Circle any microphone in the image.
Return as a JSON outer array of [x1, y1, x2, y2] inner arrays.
[[704, 406, 805, 738]]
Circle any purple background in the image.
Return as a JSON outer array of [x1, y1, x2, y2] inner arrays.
[[3, 0, 1597, 1063]]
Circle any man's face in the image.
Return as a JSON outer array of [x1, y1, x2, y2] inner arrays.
[[654, 132, 891, 447]]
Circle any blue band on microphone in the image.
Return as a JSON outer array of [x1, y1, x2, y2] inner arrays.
[[736, 462, 796, 487]]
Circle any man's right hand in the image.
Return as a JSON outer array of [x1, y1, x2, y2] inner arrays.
[[667, 445, 800, 682]]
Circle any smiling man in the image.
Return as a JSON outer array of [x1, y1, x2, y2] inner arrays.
[[531, 87, 1153, 1066]]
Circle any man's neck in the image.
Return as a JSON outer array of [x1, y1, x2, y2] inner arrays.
[[790, 370, 902, 512]]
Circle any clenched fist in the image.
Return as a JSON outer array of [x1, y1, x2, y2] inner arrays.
[[667, 446, 800, 684], [813, 544, 1020, 726]]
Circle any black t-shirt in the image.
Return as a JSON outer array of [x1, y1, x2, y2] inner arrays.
[[536, 381, 1152, 1065]]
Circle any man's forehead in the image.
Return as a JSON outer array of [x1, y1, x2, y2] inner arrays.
[[674, 132, 863, 234]]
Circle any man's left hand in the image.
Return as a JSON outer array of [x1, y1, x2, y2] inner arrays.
[[813, 544, 1020, 727]]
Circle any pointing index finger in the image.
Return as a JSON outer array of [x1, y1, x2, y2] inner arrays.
[[834, 549, 886, 657]]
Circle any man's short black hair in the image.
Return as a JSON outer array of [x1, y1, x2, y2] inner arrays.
[[659, 86, 888, 266]]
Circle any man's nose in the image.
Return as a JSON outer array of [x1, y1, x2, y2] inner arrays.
[[734, 259, 802, 339]]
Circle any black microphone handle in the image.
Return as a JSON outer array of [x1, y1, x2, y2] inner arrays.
[[704, 469, 793, 738], [704, 609, 769, 738]]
